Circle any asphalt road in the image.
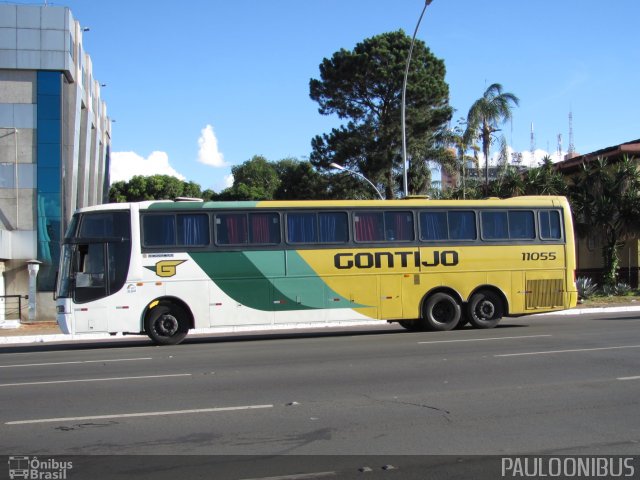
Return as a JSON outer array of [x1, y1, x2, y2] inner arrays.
[[1, 311, 639, 478]]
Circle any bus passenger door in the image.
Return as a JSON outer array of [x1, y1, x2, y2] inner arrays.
[[72, 243, 109, 332], [379, 275, 402, 319]]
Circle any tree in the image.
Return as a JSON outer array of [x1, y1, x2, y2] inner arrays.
[[108, 175, 205, 202], [273, 158, 329, 200], [309, 30, 452, 199], [217, 155, 280, 200], [466, 83, 519, 192], [569, 156, 640, 288]]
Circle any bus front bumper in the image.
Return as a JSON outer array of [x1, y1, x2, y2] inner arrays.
[[56, 298, 74, 334]]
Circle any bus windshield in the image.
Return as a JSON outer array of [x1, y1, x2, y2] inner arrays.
[[56, 211, 132, 301]]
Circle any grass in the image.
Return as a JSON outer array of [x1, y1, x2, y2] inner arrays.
[[578, 294, 640, 308]]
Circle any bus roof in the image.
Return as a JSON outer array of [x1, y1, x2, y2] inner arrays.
[[73, 196, 570, 214]]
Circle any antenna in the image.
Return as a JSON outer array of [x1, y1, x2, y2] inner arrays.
[[530, 123, 535, 166], [568, 110, 575, 155]]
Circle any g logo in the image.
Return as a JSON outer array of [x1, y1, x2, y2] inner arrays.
[[154, 260, 185, 277]]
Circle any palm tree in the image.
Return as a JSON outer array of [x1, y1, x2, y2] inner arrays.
[[569, 156, 640, 288], [466, 83, 519, 193]]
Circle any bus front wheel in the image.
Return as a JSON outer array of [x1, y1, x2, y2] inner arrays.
[[468, 290, 503, 329], [145, 303, 189, 345], [422, 292, 461, 331]]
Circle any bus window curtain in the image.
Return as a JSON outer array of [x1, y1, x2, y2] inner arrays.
[[390, 212, 413, 241], [251, 214, 272, 244], [318, 214, 335, 242], [420, 212, 447, 240], [288, 214, 316, 243], [355, 213, 382, 241], [223, 215, 246, 244], [450, 211, 475, 240], [179, 214, 209, 245]]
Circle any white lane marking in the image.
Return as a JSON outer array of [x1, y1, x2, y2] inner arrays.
[[496, 345, 640, 357], [0, 358, 152, 368], [0, 373, 191, 387], [618, 376, 640, 381], [419, 334, 552, 344], [241, 472, 336, 480], [6, 404, 274, 425]]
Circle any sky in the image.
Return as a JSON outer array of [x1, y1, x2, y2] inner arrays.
[[20, 0, 640, 191]]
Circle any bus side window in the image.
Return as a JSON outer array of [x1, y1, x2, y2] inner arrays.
[[481, 211, 508, 240], [354, 212, 384, 242], [249, 213, 280, 244], [177, 213, 210, 246], [449, 211, 476, 240], [420, 211, 448, 240], [287, 213, 317, 243], [508, 211, 535, 239], [319, 212, 348, 243], [385, 211, 414, 241], [216, 214, 248, 245], [143, 215, 176, 246], [540, 210, 562, 239]]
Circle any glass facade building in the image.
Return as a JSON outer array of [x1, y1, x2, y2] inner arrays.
[[0, 4, 110, 320]]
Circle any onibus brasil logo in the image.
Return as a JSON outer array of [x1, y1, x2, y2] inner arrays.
[[8, 456, 73, 479]]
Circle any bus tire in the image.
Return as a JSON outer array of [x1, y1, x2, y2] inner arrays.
[[145, 303, 189, 345], [422, 292, 461, 331], [468, 290, 503, 329]]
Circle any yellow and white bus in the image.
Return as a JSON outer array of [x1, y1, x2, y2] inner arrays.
[[55, 196, 578, 345]]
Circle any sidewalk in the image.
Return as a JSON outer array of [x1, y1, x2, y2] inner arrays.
[[2, 303, 640, 346]]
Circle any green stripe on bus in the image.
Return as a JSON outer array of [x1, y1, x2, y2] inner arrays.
[[188, 251, 362, 311]]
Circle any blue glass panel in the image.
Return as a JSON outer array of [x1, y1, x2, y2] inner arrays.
[[37, 94, 61, 120], [37, 167, 61, 193], [37, 71, 61, 95], [37, 192, 62, 218], [37, 142, 61, 168], [37, 118, 61, 143]]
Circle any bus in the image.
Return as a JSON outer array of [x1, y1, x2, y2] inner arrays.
[[55, 196, 578, 345]]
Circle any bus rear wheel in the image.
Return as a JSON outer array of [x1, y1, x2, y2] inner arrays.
[[468, 290, 503, 329], [145, 303, 189, 345], [422, 292, 461, 331]]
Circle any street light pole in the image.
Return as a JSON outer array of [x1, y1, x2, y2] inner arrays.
[[401, 0, 432, 198], [330, 163, 384, 200]]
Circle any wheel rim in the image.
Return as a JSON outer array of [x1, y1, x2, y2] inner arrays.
[[433, 299, 455, 324], [477, 299, 495, 320], [156, 313, 179, 337]]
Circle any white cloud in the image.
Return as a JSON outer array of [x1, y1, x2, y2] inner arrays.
[[224, 174, 234, 188], [198, 124, 226, 167], [110, 151, 186, 183]]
